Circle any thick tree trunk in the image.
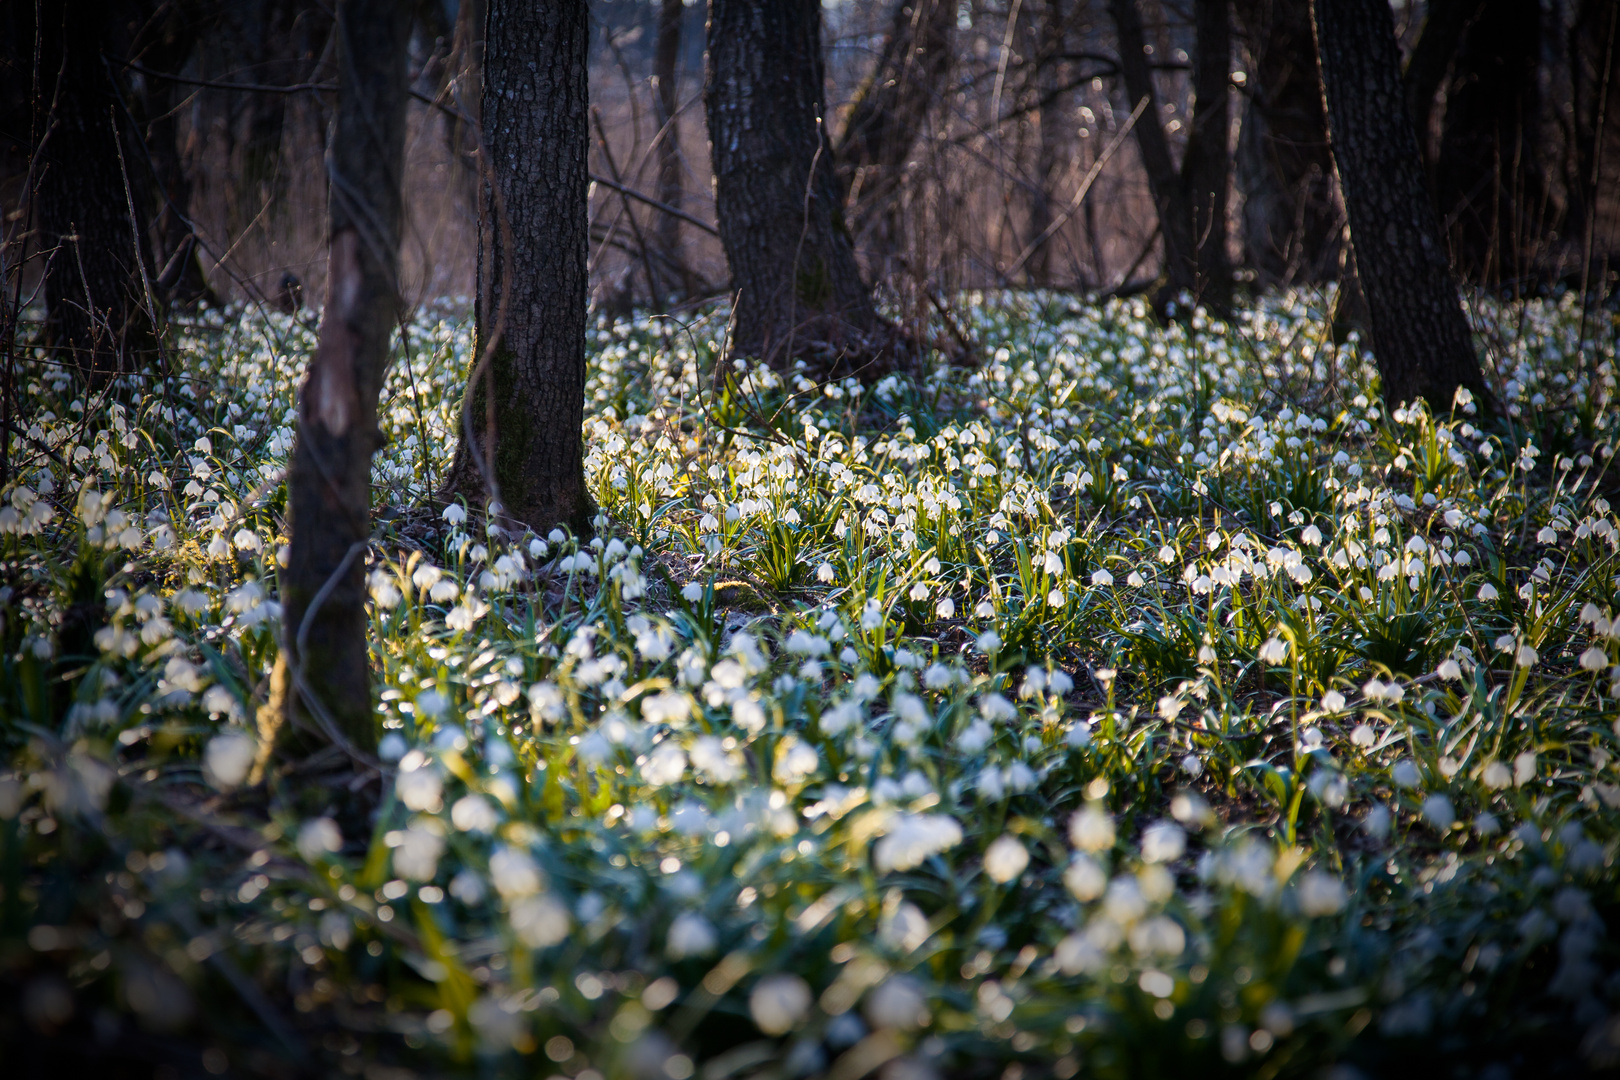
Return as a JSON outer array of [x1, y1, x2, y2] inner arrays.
[[652, 0, 693, 299], [708, 0, 905, 376], [834, 0, 956, 258], [1233, 0, 1341, 286], [446, 0, 593, 535], [1312, 0, 1489, 412], [1110, 0, 1231, 310], [34, 0, 160, 385], [269, 0, 410, 769], [1435, 0, 1542, 287]]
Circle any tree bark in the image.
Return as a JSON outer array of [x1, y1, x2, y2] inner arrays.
[[1022, 0, 1069, 285], [445, 0, 593, 535], [1110, 0, 1231, 310], [130, 1, 218, 308], [707, 0, 905, 376], [1434, 0, 1543, 287], [33, 0, 160, 385], [269, 0, 410, 768], [834, 0, 957, 261], [1184, 0, 1233, 308], [1311, 0, 1489, 412], [1233, 0, 1342, 286], [652, 0, 694, 299]]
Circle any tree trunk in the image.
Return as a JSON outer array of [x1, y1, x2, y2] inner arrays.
[[1311, 0, 1489, 412], [268, 0, 410, 771], [834, 0, 957, 265], [33, 0, 160, 385], [653, 0, 694, 299], [1022, 0, 1069, 285], [1435, 0, 1542, 287], [1570, 0, 1620, 290], [708, 0, 905, 376], [1110, 0, 1194, 299], [445, 0, 594, 535], [1402, 0, 1470, 173], [1233, 0, 1342, 286], [1110, 0, 1231, 310], [131, 3, 218, 309], [1184, 0, 1233, 309]]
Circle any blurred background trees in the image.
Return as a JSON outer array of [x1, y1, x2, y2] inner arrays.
[[4, 0, 1619, 395]]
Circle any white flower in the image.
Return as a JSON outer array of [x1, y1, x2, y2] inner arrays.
[[816, 563, 836, 583], [1436, 659, 1463, 681], [1422, 793, 1456, 830], [1258, 637, 1288, 664], [393, 824, 445, 881], [975, 630, 1002, 654], [1140, 821, 1186, 864], [1480, 760, 1512, 789], [689, 735, 739, 784], [1390, 759, 1421, 789], [750, 974, 811, 1036], [1321, 690, 1347, 713], [1069, 805, 1116, 851], [442, 502, 467, 524], [202, 730, 256, 789], [1580, 646, 1609, 671], [451, 794, 499, 833], [1128, 915, 1185, 957], [1515, 644, 1538, 667], [395, 764, 443, 812], [642, 743, 687, 787], [935, 597, 955, 618], [864, 976, 928, 1031], [983, 835, 1029, 883], [873, 813, 964, 873], [1063, 854, 1108, 900], [1297, 871, 1347, 916], [1478, 583, 1499, 602], [773, 736, 819, 786], [509, 894, 570, 947], [489, 846, 544, 899], [681, 582, 704, 602], [666, 911, 719, 959], [1091, 568, 1114, 587], [297, 817, 343, 862]]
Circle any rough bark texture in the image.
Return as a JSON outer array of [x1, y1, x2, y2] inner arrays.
[[834, 0, 956, 253], [446, 0, 593, 535], [652, 0, 694, 298], [707, 0, 904, 376], [1435, 0, 1543, 285], [1110, 0, 1232, 310], [1233, 0, 1342, 286], [1312, 0, 1489, 412], [34, 0, 160, 384], [270, 0, 410, 766]]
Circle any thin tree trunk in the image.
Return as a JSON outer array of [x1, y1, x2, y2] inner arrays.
[[653, 0, 692, 299], [834, 0, 957, 267], [445, 0, 593, 535], [1023, 0, 1068, 285], [1402, 0, 1470, 172], [1111, 0, 1231, 310], [1233, 0, 1341, 286], [708, 0, 904, 376], [131, 4, 218, 308], [1435, 0, 1542, 287], [1184, 0, 1233, 308], [1312, 0, 1489, 412], [267, 0, 410, 773], [33, 0, 160, 385]]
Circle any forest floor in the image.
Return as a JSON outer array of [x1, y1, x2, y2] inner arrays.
[[3, 289, 1620, 1078]]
